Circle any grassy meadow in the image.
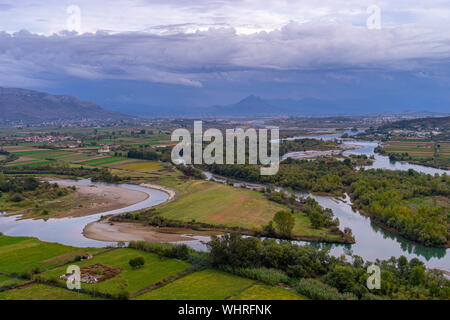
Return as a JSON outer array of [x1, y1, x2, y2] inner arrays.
[[133, 269, 254, 300], [39, 248, 191, 297], [0, 235, 103, 274], [229, 284, 307, 300], [382, 139, 450, 168], [1, 140, 342, 240], [0, 235, 306, 300], [0, 284, 100, 300], [154, 180, 331, 238]]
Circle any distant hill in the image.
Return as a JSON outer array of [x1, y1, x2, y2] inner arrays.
[[208, 95, 278, 116], [0, 87, 133, 123], [106, 94, 450, 118], [116, 95, 365, 117], [381, 116, 450, 131]]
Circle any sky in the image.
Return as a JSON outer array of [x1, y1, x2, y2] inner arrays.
[[1, 0, 450, 113]]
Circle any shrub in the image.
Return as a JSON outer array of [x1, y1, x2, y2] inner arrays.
[[273, 210, 295, 237], [294, 278, 358, 300], [171, 244, 189, 260], [129, 256, 145, 269], [9, 193, 24, 202], [129, 241, 172, 257], [233, 267, 290, 285]]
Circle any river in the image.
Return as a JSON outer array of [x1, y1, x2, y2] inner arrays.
[[0, 132, 449, 271], [201, 130, 450, 271], [0, 180, 170, 247]]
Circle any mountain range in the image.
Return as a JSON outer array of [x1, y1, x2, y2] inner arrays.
[[0, 87, 131, 123], [114, 94, 450, 118], [1, 87, 449, 122]]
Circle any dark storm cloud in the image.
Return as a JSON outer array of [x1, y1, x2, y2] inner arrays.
[[1, 21, 450, 88]]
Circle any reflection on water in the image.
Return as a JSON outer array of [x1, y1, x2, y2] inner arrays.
[[343, 140, 450, 176], [1, 134, 449, 271], [202, 136, 450, 271], [203, 170, 450, 270], [306, 193, 449, 270]]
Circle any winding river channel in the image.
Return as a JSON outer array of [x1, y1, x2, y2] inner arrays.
[[0, 180, 170, 247], [0, 130, 449, 271], [203, 130, 450, 271]]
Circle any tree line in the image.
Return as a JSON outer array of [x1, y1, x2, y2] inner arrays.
[[203, 158, 449, 247], [206, 233, 449, 300]]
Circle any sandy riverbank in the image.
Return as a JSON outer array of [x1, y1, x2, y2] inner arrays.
[[139, 183, 177, 202], [63, 184, 150, 217], [11, 182, 150, 220], [82, 183, 182, 243], [282, 143, 362, 160], [83, 221, 195, 242]]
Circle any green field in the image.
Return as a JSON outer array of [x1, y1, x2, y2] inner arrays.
[[229, 284, 307, 300], [382, 139, 450, 168], [0, 275, 27, 290], [157, 180, 330, 237], [0, 235, 102, 274], [134, 270, 254, 300], [0, 235, 308, 300], [0, 284, 99, 300], [84, 134, 171, 146], [39, 248, 191, 296], [106, 159, 182, 182], [4, 147, 93, 167], [76, 156, 128, 166], [3, 145, 128, 168]]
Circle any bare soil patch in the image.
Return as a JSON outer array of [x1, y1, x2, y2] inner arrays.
[[60, 264, 121, 284]]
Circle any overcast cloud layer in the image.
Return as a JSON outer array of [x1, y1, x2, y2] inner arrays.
[[0, 1, 450, 111]]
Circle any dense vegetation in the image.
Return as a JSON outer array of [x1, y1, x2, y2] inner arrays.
[[0, 174, 72, 210], [204, 158, 449, 247], [206, 233, 450, 300], [351, 169, 449, 246], [0, 163, 123, 183], [301, 197, 339, 229], [379, 116, 450, 133], [122, 146, 172, 162], [0, 174, 41, 201], [175, 164, 206, 179], [375, 145, 449, 170], [205, 158, 356, 196], [0, 150, 18, 165]]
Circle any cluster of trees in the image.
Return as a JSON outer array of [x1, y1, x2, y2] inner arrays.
[[347, 154, 374, 166], [262, 190, 352, 242], [128, 257, 145, 269], [126, 150, 159, 161], [350, 169, 449, 246], [301, 197, 339, 229], [90, 167, 122, 183], [376, 146, 449, 170], [207, 233, 449, 300], [0, 174, 40, 195], [124, 146, 172, 162], [0, 150, 18, 165], [129, 241, 191, 261], [205, 158, 356, 196], [1, 163, 123, 184], [205, 157, 448, 247], [208, 233, 334, 277], [0, 174, 71, 204], [270, 211, 295, 237], [175, 164, 206, 179]]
